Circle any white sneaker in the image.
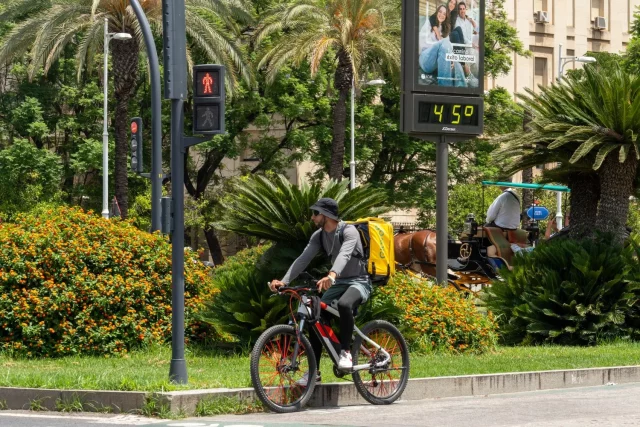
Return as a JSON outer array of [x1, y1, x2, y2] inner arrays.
[[295, 371, 321, 387], [338, 350, 353, 370]]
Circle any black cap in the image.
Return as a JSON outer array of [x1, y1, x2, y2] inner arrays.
[[310, 198, 339, 221]]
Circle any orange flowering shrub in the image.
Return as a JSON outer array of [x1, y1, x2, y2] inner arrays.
[[376, 272, 497, 354], [0, 206, 219, 357]]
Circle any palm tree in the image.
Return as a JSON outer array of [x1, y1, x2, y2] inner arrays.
[[492, 63, 640, 242], [0, 0, 251, 218], [254, 0, 400, 181]]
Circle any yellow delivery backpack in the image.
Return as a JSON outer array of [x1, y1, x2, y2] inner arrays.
[[340, 217, 396, 284]]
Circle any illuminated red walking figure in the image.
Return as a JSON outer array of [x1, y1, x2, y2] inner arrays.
[[202, 72, 214, 94]]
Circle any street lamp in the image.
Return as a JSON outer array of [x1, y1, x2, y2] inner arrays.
[[102, 19, 132, 219], [350, 78, 386, 190], [554, 44, 597, 231]]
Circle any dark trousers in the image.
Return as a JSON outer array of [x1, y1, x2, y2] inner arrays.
[[308, 286, 363, 371]]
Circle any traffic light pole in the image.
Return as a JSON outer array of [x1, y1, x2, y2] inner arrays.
[[130, 0, 162, 232], [163, 0, 188, 385], [169, 98, 187, 383]]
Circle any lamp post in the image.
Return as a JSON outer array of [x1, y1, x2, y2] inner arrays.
[[103, 18, 132, 219], [554, 43, 596, 231], [350, 78, 386, 190]]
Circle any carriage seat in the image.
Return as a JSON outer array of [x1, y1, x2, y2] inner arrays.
[[482, 227, 515, 266]]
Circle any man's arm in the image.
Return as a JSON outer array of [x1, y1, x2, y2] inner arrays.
[[486, 194, 503, 223], [329, 225, 359, 277], [281, 231, 322, 284]]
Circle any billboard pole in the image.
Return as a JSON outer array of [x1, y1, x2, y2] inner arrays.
[[435, 135, 448, 285]]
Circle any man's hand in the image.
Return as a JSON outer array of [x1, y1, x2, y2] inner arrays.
[[269, 279, 285, 292], [316, 272, 337, 293], [316, 277, 332, 292]]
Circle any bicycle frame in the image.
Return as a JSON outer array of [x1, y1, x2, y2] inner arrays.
[[289, 293, 391, 373]]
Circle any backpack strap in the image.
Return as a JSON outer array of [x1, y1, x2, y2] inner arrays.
[[339, 223, 364, 259]]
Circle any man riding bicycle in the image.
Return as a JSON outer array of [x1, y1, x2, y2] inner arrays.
[[269, 198, 372, 385]]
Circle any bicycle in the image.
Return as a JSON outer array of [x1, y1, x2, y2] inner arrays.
[[250, 274, 410, 413]]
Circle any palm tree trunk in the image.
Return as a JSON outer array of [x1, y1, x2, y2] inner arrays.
[[567, 173, 600, 239], [595, 155, 638, 243], [111, 37, 139, 219], [521, 110, 533, 227], [329, 50, 353, 181]]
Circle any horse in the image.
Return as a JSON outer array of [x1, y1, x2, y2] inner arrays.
[[394, 229, 438, 277]]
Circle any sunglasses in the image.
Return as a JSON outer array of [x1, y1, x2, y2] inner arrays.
[[312, 210, 321, 217]]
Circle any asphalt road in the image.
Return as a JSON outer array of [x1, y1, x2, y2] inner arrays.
[[2, 382, 640, 427]]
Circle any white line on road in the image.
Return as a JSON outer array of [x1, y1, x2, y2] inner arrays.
[[0, 412, 167, 425]]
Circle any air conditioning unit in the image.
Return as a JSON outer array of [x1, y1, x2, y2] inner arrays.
[[534, 10, 550, 24], [593, 16, 607, 30]]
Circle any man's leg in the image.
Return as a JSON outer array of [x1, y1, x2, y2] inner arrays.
[[336, 287, 363, 352]]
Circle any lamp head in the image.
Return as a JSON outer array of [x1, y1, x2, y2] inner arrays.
[[364, 79, 386, 86], [112, 33, 132, 41], [576, 56, 597, 64]]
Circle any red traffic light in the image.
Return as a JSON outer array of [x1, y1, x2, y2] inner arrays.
[[131, 121, 138, 134]]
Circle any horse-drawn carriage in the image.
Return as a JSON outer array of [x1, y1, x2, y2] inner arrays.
[[393, 181, 570, 294]]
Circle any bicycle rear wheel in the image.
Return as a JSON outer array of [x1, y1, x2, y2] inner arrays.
[[250, 324, 317, 413], [351, 320, 410, 405]]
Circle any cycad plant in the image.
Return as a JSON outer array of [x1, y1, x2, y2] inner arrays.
[[0, 0, 251, 217], [482, 234, 640, 345], [217, 173, 388, 245], [254, 0, 401, 180], [490, 63, 640, 242]]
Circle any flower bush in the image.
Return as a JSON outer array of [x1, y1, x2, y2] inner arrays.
[[0, 206, 218, 357], [374, 272, 497, 354]]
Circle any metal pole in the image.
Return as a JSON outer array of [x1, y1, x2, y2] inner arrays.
[[436, 135, 448, 285], [130, 0, 162, 232], [102, 19, 110, 219], [555, 43, 564, 231], [350, 79, 356, 190], [169, 99, 187, 384]]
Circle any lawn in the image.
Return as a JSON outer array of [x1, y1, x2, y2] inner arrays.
[[1, 342, 640, 392]]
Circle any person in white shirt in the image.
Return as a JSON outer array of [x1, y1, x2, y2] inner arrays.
[[453, 2, 479, 83], [418, 5, 466, 87], [454, 2, 478, 48], [485, 185, 521, 230]]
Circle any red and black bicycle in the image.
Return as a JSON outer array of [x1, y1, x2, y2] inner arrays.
[[250, 275, 410, 413]]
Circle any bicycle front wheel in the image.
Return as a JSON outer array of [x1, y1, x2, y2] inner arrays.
[[250, 324, 317, 413], [351, 320, 410, 405]]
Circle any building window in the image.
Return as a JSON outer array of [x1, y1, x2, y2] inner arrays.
[[591, 0, 603, 21], [534, 0, 548, 12], [534, 57, 548, 92]]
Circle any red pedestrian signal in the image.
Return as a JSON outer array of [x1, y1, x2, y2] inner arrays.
[[195, 69, 220, 97], [192, 65, 225, 135]]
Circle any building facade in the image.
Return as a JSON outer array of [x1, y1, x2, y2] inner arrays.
[[490, 0, 639, 94]]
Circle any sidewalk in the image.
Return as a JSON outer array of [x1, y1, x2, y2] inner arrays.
[[1, 365, 639, 416]]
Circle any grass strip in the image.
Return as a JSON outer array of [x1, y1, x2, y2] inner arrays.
[[1, 342, 639, 392]]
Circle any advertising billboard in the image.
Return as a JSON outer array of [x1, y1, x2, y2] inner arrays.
[[401, 0, 485, 136]]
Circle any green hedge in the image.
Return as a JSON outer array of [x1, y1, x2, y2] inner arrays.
[[0, 206, 218, 357]]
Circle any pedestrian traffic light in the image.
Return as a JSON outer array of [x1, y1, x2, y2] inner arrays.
[[130, 117, 143, 173], [192, 64, 225, 135]]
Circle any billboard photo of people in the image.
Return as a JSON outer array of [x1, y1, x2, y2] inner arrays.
[[417, 0, 481, 89]]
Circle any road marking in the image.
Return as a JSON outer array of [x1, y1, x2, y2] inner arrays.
[[0, 412, 166, 425]]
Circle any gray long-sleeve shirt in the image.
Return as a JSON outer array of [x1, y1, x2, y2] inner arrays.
[[281, 221, 367, 284]]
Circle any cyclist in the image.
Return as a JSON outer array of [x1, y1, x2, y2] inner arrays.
[[269, 197, 372, 385]]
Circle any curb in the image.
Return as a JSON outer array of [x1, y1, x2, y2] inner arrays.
[[2, 366, 640, 416]]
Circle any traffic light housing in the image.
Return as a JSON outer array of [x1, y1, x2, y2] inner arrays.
[[130, 117, 143, 173], [192, 64, 225, 135]]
